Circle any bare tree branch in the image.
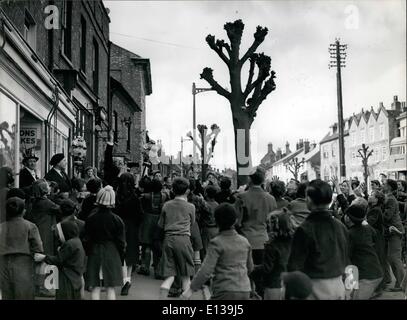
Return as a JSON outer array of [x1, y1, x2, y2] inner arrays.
[[245, 53, 271, 97], [247, 72, 276, 119], [244, 54, 257, 97], [200, 67, 231, 99], [240, 25, 269, 65], [206, 35, 230, 66], [224, 20, 245, 63]]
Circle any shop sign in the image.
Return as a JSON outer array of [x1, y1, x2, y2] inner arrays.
[[20, 128, 38, 149]]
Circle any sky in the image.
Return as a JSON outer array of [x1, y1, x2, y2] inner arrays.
[[105, 0, 406, 171]]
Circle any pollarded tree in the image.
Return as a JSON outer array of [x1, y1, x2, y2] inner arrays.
[[200, 19, 276, 186]]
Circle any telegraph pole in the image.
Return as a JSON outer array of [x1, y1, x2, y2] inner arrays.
[[329, 39, 347, 180]]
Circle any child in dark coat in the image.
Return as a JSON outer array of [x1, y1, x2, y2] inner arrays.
[[263, 208, 294, 300], [0, 197, 44, 300], [345, 199, 383, 300], [35, 220, 86, 300]]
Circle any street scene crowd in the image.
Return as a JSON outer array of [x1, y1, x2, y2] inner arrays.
[[0, 132, 406, 301]]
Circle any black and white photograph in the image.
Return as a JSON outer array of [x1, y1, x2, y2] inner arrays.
[[0, 0, 406, 306]]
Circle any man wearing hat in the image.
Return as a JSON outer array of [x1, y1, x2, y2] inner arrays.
[[234, 166, 277, 297], [44, 153, 72, 194], [19, 152, 39, 189]]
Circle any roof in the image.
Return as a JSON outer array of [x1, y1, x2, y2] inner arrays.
[[320, 130, 349, 144], [110, 77, 141, 112], [273, 148, 304, 166], [303, 146, 320, 162]]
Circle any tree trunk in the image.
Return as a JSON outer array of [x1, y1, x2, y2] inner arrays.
[[232, 108, 252, 187]]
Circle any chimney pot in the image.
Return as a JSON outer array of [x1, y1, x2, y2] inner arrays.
[[394, 95, 398, 102]]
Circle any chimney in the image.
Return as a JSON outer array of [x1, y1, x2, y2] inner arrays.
[[391, 95, 401, 112], [268, 143, 273, 154], [379, 102, 384, 109], [285, 142, 291, 155], [276, 148, 282, 160], [402, 102, 407, 111], [304, 140, 310, 154]]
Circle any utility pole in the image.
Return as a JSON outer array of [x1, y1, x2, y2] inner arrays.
[[357, 143, 373, 192], [329, 39, 347, 180], [192, 82, 214, 164]]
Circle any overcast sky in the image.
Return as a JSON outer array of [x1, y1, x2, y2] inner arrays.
[[105, 0, 406, 171]]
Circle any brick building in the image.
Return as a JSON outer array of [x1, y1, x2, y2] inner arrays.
[[110, 43, 152, 168], [320, 95, 406, 182], [0, 0, 110, 181]]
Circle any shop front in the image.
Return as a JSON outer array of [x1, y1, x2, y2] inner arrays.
[[0, 10, 76, 187]]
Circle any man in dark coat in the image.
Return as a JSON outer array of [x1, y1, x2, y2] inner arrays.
[[44, 153, 72, 194], [19, 153, 39, 190], [382, 179, 405, 292]]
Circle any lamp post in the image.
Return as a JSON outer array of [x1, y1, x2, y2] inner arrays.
[[192, 82, 214, 164]]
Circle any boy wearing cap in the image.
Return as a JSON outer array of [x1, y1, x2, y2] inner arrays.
[[345, 200, 383, 299], [182, 203, 253, 300], [0, 197, 44, 299]]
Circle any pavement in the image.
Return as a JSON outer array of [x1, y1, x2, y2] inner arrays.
[[82, 271, 406, 300]]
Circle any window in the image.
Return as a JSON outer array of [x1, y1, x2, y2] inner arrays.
[[369, 127, 374, 142], [127, 121, 131, 152], [323, 145, 329, 159], [360, 128, 366, 144], [113, 111, 118, 143], [323, 167, 330, 181], [382, 146, 387, 160], [379, 124, 385, 140], [401, 127, 406, 138], [24, 10, 37, 51], [375, 148, 379, 161], [62, 0, 72, 59], [92, 39, 99, 94], [331, 144, 336, 157], [351, 132, 356, 146], [80, 16, 86, 72]]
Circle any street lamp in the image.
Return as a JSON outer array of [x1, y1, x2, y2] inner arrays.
[[180, 136, 193, 177], [192, 82, 214, 164]]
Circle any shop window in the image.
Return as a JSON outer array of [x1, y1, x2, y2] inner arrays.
[[0, 92, 18, 183], [24, 10, 37, 51]]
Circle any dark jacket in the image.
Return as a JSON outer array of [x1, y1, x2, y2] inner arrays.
[[26, 197, 60, 255], [366, 205, 384, 235], [103, 144, 120, 190], [215, 189, 236, 204], [287, 209, 349, 279], [263, 237, 292, 288], [348, 224, 383, 280], [44, 168, 72, 193], [78, 194, 97, 221], [19, 167, 38, 190], [84, 207, 126, 261], [45, 237, 86, 290], [383, 193, 404, 234]]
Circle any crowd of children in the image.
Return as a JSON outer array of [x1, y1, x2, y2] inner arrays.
[[0, 134, 406, 300]]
